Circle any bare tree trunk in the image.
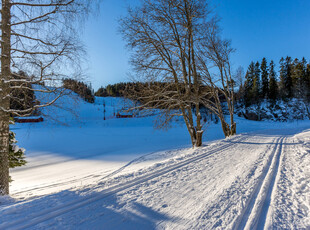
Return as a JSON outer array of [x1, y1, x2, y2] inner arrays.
[[0, 0, 11, 195], [190, 131, 196, 147], [0, 113, 10, 196], [195, 130, 203, 147], [219, 115, 229, 137], [218, 115, 236, 138], [230, 113, 236, 136]]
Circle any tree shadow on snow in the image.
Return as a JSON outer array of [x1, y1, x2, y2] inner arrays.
[[0, 189, 176, 230]]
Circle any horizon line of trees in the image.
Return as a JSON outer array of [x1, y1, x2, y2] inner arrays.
[[63, 78, 95, 103], [96, 56, 310, 107], [237, 57, 310, 107], [95, 82, 225, 105], [95, 82, 129, 97]]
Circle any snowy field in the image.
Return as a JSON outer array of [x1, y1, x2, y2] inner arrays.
[[0, 94, 310, 229]]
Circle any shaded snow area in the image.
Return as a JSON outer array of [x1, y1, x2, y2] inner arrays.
[[1, 93, 310, 229]]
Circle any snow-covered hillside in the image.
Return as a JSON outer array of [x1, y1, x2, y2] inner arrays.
[[1, 92, 310, 229]]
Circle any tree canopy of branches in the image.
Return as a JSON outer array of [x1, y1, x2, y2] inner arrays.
[[120, 0, 236, 147], [0, 0, 96, 195]]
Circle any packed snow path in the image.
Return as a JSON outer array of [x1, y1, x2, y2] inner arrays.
[[1, 128, 309, 229]]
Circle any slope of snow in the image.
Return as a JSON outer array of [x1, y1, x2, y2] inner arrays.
[[1, 92, 309, 229]]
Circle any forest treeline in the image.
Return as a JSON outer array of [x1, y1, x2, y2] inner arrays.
[[95, 56, 310, 108], [238, 57, 310, 107], [95, 82, 130, 97], [94, 82, 224, 108], [62, 78, 95, 103], [10, 71, 36, 115]]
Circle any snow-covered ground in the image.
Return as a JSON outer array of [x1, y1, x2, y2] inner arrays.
[[1, 93, 309, 229]]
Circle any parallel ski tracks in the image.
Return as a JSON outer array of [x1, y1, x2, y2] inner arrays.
[[1, 135, 248, 230], [233, 136, 286, 230]]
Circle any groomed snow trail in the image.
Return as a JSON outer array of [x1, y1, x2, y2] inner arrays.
[[1, 129, 309, 230], [233, 137, 285, 230], [265, 130, 310, 229]]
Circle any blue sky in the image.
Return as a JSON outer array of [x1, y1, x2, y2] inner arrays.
[[82, 0, 310, 90]]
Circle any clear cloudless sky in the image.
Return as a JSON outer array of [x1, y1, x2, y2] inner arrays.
[[81, 0, 310, 90]]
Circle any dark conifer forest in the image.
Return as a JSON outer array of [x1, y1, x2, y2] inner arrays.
[[239, 57, 310, 106]]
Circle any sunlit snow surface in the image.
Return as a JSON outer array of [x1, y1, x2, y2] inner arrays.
[[1, 92, 309, 229]]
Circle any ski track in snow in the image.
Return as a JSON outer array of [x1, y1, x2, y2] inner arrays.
[[233, 136, 285, 230], [269, 133, 310, 229], [0, 135, 248, 230]]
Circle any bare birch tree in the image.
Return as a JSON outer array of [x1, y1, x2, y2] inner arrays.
[[120, 0, 236, 147], [0, 0, 96, 195], [196, 22, 237, 137]]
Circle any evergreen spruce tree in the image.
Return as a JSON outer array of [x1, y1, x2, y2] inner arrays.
[[235, 66, 245, 103], [280, 56, 293, 99], [279, 57, 285, 86], [306, 63, 310, 102], [300, 58, 309, 101], [8, 119, 26, 181], [286, 56, 293, 98], [268, 60, 278, 102], [252, 61, 261, 119], [244, 62, 255, 106], [261, 58, 269, 99], [292, 58, 304, 98], [253, 61, 261, 104], [9, 132, 26, 169]]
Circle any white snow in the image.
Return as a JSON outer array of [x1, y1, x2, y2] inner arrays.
[[1, 92, 310, 229]]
